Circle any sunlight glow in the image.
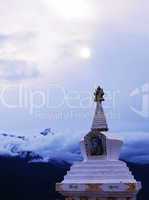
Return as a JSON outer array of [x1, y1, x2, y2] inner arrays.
[[79, 47, 91, 59]]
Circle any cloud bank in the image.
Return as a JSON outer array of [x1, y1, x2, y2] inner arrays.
[[0, 130, 149, 164]]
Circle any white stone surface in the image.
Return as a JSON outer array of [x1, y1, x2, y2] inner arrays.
[[57, 135, 141, 198], [92, 102, 108, 131], [62, 160, 135, 184], [57, 138, 141, 200]]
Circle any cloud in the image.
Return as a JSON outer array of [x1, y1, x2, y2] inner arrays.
[[0, 31, 40, 81], [119, 132, 149, 164], [0, 0, 148, 81], [0, 31, 40, 80], [0, 0, 97, 78], [0, 60, 39, 80], [0, 130, 149, 164], [0, 31, 37, 62], [120, 141, 149, 164]]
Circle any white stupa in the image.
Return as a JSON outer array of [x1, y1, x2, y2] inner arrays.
[[56, 86, 141, 200]]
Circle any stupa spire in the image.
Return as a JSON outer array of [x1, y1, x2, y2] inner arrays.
[[91, 86, 108, 131]]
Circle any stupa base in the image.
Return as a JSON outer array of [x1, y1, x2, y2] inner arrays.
[[56, 160, 140, 200], [65, 197, 136, 200]]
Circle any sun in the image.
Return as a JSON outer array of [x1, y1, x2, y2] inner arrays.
[[79, 47, 91, 59]]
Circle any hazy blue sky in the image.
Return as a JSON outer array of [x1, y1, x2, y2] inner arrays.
[[0, 0, 149, 136]]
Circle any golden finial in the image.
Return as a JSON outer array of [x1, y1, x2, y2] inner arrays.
[[94, 86, 105, 102]]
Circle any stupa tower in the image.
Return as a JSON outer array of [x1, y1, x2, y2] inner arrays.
[[56, 86, 141, 200]]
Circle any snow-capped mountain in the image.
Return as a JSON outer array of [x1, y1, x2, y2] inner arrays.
[[0, 129, 82, 163], [0, 130, 149, 164]]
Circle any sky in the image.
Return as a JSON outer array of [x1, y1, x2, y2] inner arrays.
[[0, 0, 149, 137]]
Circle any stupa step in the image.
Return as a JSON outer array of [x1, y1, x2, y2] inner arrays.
[[67, 172, 133, 177], [72, 165, 127, 170], [73, 161, 127, 166], [72, 164, 128, 169], [64, 178, 134, 183], [64, 175, 133, 179], [69, 168, 130, 173], [62, 179, 136, 184], [74, 160, 126, 165]]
